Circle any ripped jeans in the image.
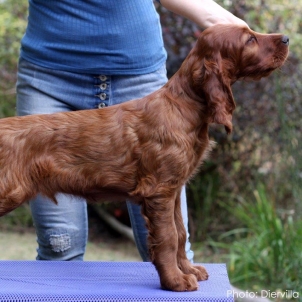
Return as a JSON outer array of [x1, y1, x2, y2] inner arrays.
[[16, 58, 194, 262]]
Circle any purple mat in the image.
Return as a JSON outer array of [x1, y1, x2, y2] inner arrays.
[[0, 261, 234, 301]]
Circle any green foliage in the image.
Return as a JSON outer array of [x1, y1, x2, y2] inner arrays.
[[0, 93, 16, 118], [274, 74, 302, 217], [187, 162, 220, 240], [0, 204, 33, 231], [0, 0, 28, 70], [0, 0, 28, 117], [213, 185, 302, 293]]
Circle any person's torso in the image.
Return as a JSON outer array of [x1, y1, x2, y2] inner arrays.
[[20, 0, 166, 74]]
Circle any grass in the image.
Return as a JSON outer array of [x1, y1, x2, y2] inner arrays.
[[210, 185, 302, 295], [0, 231, 140, 261]]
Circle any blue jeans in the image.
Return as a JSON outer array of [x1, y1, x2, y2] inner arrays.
[[16, 57, 194, 262]]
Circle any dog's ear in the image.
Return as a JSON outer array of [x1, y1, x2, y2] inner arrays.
[[194, 51, 236, 134]]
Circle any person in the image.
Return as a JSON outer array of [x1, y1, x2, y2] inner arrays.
[[16, 0, 247, 262]]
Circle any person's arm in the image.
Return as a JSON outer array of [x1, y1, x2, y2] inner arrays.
[[159, 0, 248, 28]]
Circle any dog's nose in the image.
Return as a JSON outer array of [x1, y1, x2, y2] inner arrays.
[[281, 35, 289, 45]]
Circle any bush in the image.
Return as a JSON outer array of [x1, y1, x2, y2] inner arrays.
[[213, 185, 302, 293]]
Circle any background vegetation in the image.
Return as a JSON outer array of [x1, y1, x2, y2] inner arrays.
[[0, 0, 301, 297]]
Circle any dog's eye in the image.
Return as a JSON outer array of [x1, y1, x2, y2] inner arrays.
[[247, 35, 256, 44]]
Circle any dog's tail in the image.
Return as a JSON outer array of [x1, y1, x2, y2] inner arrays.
[[0, 199, 24, 217], [0, 184, 37, 217]]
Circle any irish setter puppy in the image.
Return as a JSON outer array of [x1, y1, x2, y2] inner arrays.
[[0, 25, 288, 291]]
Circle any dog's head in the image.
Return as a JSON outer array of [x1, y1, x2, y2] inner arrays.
[[187, 24, 289, 133]]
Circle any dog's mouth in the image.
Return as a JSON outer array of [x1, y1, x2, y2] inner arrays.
[[241, 48, 288, 81], [273, 53, 289, 68], [238, 64, 281, 81]]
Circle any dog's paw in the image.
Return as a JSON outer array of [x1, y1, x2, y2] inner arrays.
[[161, 273, 199, 292], [179, 260, 209, 281], [192, 265, 209, 281]]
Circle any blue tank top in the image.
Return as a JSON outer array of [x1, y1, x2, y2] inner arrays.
[[20, 0, 166, 75]]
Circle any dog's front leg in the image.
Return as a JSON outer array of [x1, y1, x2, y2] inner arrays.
[[174, 189, 208, 282], [142, 191, 199, 292]]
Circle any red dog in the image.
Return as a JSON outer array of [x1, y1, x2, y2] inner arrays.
[[0, 25, 288, 291]]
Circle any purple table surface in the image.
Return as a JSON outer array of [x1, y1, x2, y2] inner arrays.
[[0, 261, 234, 302]]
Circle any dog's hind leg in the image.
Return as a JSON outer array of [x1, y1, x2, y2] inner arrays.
[[142, 191, 199, 291], [174, 188, 208, 282]]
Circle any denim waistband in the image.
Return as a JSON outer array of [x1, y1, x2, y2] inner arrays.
[[16, 58, 168, 114]]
